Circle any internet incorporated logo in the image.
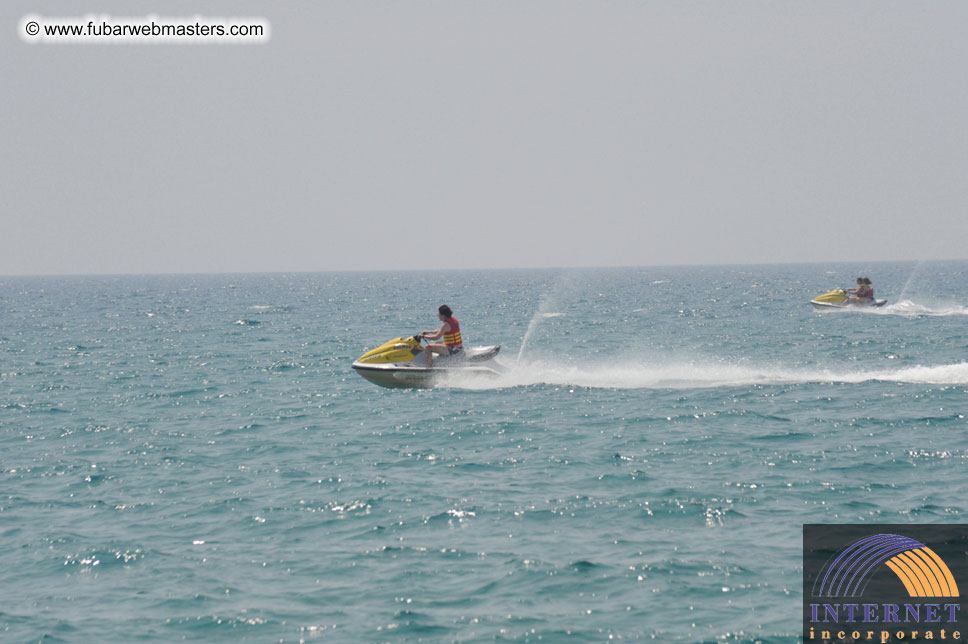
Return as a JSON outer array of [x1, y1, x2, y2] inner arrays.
[[804, 525, 968, 643], [815, 534, 959, 599]]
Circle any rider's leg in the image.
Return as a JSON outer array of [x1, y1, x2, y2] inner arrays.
[[425, 343, 450, 367]]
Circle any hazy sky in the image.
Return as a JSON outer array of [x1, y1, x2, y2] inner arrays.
[[3, 1, 967, 275]]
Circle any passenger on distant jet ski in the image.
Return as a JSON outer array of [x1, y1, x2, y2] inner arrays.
[[847, 277, 874, 304], [419, 305, 463, 367]]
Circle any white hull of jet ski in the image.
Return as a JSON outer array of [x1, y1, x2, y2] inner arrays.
[[353, 336, 504, 389]]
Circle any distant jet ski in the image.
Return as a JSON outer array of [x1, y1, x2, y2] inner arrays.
[[352, 335, 503, 388], [811, 289, 887, 310]]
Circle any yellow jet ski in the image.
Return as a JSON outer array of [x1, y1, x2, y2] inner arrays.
[[352, 335, 503, 388], [811, 289, 887, 310]]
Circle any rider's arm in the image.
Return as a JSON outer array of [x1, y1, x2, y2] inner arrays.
[[421, 323, 448, 340]]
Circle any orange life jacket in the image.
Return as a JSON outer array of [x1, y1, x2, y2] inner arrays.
[[443, 317, 462, 347]]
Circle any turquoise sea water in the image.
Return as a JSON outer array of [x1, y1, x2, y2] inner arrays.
[[2, 262, 968, 643]]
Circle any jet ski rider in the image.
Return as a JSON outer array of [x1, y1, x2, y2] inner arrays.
[[419, 305, 463, 367], [847, 277, 874, 304]]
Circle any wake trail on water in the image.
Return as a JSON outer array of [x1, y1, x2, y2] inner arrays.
[[870, 300, 968, 317], [447, 359, 968, 390]]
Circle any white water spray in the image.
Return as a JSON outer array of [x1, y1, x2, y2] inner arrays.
[[873, 300, 968, 317], [516, 273, 577, 361], [898, 260, 925, 303], [516, 311, 563, 362]]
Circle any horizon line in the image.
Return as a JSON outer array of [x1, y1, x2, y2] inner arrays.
[[2, 257, 965, 280]]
